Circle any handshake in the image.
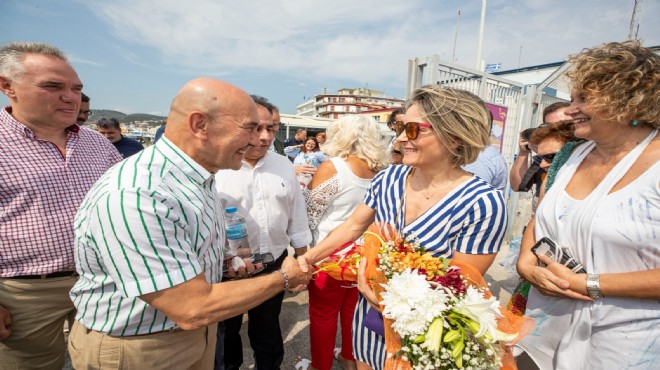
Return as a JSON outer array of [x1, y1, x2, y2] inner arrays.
[[279, 255, 315, 292]]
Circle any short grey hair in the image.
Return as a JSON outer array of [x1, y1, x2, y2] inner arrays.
[[0, 42, 70, 81], [321, 115, 389, 172]]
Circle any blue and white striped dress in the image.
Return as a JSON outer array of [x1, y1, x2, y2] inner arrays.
[[352, 165, 507, 369]]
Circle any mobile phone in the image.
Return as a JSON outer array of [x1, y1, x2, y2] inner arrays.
[[531, 237, 587, 274], [251, 252, 275, 266]]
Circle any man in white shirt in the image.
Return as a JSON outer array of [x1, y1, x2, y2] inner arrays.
[[215, 95, 311, 370]]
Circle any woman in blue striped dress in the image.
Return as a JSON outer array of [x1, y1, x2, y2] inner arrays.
[[303, 85, 507, 370]]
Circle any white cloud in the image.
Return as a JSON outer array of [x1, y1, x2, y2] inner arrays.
[[69, 55, 104, 67], [81, 0, 659, 86]]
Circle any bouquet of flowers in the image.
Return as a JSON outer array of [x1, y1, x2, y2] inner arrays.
[[314, 240, 363, 283], [362, 224, 534, 370]]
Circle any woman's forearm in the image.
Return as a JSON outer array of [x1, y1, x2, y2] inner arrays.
[[304, 203, 375, 264], [516, 218, 538, 280]]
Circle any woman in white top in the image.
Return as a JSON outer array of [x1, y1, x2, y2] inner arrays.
[[302, 115, 388, 370], [516, 41, 660, 369]]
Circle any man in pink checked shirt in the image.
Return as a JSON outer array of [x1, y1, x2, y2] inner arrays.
[[0, 42, 122, 369]]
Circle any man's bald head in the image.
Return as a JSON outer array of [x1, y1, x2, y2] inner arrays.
[[164, 78, 260, 172]]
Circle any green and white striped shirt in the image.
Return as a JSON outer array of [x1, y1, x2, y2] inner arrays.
[[70, 137, 225, 336]]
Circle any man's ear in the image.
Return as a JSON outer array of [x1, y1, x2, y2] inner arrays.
[[189, 112, 208, 139], [0, 76, 16, 99]]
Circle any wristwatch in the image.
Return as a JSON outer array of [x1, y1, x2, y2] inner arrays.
[[586, 274, 603, 300]]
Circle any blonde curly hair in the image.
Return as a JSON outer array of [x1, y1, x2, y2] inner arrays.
[[567, 41, 659, 128], [320, 115, 389, 172], [406, 85, 490, 167]]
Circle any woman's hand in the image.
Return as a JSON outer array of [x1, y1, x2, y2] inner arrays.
[[357, 258, 381, 312], [522, 254, 591, 301]]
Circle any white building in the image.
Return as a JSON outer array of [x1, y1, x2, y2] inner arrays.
[[296, 87, 404, 119]]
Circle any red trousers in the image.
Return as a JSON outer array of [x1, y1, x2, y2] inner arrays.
[[308, 271, 359, 370]]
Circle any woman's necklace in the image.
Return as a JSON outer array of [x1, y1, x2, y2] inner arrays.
[[410, 168, 447, 200]]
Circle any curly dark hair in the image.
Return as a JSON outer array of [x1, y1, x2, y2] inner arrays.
[[530, 120, 578, 146], [567, 41, 659, 128]]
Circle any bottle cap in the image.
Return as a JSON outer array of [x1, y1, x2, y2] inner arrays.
[[225, 207, 238, 213]]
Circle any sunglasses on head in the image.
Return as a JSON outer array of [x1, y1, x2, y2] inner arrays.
[[393, 121, 432, 140], [540, 152, 557, 163]]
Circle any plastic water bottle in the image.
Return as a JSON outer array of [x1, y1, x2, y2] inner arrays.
[[224, 207, 253, 260]]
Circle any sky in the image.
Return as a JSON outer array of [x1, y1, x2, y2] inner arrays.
[[1, 0, 658, 115]]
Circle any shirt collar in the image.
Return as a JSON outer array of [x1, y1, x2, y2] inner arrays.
[[242, 152, 270, 170], [154, 136, 212, 185], [1, 106, 79, 140]]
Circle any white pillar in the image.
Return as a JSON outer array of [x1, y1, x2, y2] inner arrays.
[[476, 0, 487, 71]]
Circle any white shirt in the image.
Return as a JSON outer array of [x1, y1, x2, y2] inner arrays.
[[519, 132, 660, 369], [304, 157, 372, 246], [215, 152, 311, 258]]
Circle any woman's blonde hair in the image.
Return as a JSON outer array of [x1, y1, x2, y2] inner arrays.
[[321, 115, 388, 172], [567, 41, 659, 128], [406, 85, 490, 167]]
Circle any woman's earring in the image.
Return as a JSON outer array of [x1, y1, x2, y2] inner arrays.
[[630, 120, 640, 127]]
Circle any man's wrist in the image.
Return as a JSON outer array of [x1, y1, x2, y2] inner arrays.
[[276, 269, 289, 291]]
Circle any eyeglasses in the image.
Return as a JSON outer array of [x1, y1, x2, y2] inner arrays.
[[394, 121, 432, 140], [540, 152, 557, 163]]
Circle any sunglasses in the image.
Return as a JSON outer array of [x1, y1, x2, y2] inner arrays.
[[393, 121, 432, 140], [540, 152, 557, 163]]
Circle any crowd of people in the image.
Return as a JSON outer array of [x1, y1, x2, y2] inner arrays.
[[0, 39, 657, 370]]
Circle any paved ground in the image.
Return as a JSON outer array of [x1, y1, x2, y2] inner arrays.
[[64, 242, 519, 369]]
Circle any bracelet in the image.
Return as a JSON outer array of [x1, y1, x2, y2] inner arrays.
[[586, 274, 603, 300], [277, 269, 289, 291]]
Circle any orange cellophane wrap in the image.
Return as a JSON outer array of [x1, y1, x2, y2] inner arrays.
[[316, 241, 362, 282], [362, 223, 535, 370]]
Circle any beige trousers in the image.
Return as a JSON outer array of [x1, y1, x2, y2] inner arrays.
[[69, 320, 217, 370], [0, 276, 77, 370]]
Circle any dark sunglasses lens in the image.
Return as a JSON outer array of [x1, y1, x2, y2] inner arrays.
[[542, 153, 556, 163], [405, 122, 419, 140]]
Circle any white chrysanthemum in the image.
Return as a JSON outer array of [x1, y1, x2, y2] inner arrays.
[[453, 286, 501, 338], [380, 269, 449, 336]]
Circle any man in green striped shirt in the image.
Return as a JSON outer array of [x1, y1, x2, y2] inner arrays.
[[69, 78, 313, 369]]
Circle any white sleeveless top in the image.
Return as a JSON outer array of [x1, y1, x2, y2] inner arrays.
[[518, 129, 660, 370], [306, 157, 372, 246]]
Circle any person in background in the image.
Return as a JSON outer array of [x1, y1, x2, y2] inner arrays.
[[509, 102, 571, 194], [68, 78, 312, 370], [284, 128, 307, 148], [301, 85, 507, 370], [285, 137, 328, 187], [77, 92, 91, 124], [96, 116, 144, 158], [301, 115, 388, 370], [516, 41, 659, 370], [315, 131, 326, 145], [154, 118, 166, 143], [269, 106, 285, 155], [387, 107, 406, 165], [215, 95, 311, 370], [0, 41, 122, 370], [528, 120, 578, 175], [463, 111, 509, 192]]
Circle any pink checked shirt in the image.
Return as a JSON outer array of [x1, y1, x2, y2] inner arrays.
[[0, 107, 122, 277]]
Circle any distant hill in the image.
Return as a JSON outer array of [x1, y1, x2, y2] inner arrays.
[[89, 109, 166, 125]]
